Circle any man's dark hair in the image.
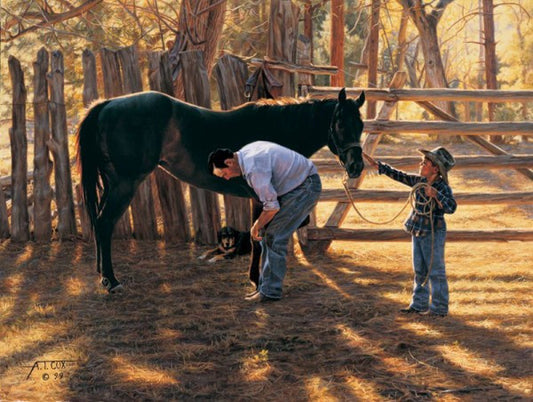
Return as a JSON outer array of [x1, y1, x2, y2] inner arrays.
[[207, 148, 234, 174]]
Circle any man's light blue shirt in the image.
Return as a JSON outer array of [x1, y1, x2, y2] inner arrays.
[[236, 141, 318, 211]]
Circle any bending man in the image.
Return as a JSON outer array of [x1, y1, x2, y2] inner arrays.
[[208, 141, 322, 302]]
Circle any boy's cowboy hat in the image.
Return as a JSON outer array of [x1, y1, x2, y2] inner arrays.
[[418, 146, 455, 184]]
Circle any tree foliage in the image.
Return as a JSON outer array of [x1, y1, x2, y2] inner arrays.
[[0, 0, 531, 122]]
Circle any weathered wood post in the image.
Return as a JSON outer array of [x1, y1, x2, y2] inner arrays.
[[8, 56, 30, 242], [148, 51, 191, 242], [33, 47, 53, 242], [49, 50, 77, 239], [213, 54, 252, 232], [267, 0, 300, 97], [78, 48, 100, 240], [180, 50, 221, 244], [297, 35, 313, 97], [82, 49, 98, 107], [100, 47, 132, 238], [117, 45, 158, 240]]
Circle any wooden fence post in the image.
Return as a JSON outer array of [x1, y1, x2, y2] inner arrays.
[[267, 0, 300, 97], [33, 47, 53, 242], [8, 56, 30, 242], [82, 49, 98, 107], [49, 50, 77, 239], [100, 48, 132, 238], [148, 51, 191, 242], [79, 48, 100, 240], [118, 45, 158, 240], [101, 48, 124, 98], [181, 50, 221, 244], [213, 54, 252, 232]]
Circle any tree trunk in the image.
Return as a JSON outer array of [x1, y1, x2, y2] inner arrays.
[[170, 0, 227, 99], [267, 0, 300, 97], [367, 0, 381, 118], [330, 0, 344, 87], [394, 7, 410, 73], [397, 0, 455, 114], [482, 0, 501, 143]]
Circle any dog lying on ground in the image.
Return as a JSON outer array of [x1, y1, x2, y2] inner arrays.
[[198, 226, 252, 263]]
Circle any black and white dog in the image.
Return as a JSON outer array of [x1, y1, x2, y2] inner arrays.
[[198, 226, 252, 263]]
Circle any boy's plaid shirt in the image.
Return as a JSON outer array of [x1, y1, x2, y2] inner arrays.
[[378, 162, 457, 237]]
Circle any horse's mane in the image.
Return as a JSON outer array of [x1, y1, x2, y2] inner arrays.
[[232, 95, 334, 111]]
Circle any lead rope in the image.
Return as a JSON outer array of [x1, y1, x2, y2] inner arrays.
[[337, 158, 435, 287]]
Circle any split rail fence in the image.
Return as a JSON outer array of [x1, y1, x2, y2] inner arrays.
[[2, 48, 533, 248]]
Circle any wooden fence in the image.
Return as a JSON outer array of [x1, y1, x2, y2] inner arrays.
[[2, 46, 254, 244], [301, 76, 533, 247], [2, 52, 533, 247]]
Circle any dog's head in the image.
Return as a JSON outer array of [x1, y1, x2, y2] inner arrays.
[[218, 226, 237, 250]]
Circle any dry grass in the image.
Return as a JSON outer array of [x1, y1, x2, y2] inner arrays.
[[0, 137, 532, 401]]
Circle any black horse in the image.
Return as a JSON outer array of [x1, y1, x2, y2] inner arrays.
[[77, 88, 365, 292]]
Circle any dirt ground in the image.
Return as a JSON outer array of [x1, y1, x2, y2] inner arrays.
[[0, 137, 532, 401]]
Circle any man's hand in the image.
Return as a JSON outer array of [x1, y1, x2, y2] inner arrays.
[[251, 209, 279, 241], [251, 221, 263, 241]]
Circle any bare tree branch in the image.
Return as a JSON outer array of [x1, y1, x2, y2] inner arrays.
[[2, 0, 103, 42]]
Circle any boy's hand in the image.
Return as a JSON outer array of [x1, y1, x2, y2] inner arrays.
[[424, 185, 437, 198]]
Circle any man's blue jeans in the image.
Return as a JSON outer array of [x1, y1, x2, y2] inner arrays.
[[259, 174, 322, 299], [410, 230, 449, 315]]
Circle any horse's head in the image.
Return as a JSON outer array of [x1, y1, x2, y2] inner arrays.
[[328, 88, 365, 178]]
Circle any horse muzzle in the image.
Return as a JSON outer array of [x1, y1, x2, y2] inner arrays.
[[346, 161, 364, 179]]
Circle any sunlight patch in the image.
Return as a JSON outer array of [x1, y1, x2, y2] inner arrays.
[[241, 349, 273, 381], [305, 376, 336, 400], [309, 267, 352, 299], [112, 356, 179, 385], [3, 273, 25, 293], [342, 374, 383, 400], [65, 277, 85, 296], [436, 344, 504, 376], [399, 321, 444, 338]]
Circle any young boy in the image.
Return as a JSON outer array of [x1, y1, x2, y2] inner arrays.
[[364, 147, 457, 317]]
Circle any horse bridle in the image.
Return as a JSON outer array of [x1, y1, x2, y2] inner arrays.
[[328, 125, 362, 167]]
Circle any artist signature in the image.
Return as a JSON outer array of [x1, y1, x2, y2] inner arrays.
[[23, 360, 77, 381]]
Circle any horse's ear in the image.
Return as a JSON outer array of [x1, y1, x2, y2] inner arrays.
[[338, 88, 347, 103], [355, 91, 365, 107]]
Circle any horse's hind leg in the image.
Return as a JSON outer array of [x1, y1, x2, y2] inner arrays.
[[96, 179, 137, 292], [95, 183, 110, 275]]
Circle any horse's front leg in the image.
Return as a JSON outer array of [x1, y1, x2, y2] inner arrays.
[[248, 240, 261, 289], [248, 200, 263, 289]]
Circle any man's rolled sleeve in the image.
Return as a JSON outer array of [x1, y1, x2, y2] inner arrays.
[[247, 172, 280, 211]]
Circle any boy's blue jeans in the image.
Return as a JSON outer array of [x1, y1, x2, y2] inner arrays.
[[258, 174, 322, 299], [410, 230, 449, 315]]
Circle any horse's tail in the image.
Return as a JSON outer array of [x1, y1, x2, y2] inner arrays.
[[76, 100, 110, 232]]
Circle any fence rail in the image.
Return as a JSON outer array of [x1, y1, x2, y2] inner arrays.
[[1, 48, 532, 245]]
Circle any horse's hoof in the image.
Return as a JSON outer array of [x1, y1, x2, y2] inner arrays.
[[101, 277, 123, 293], [109, 283, 124, 293]]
